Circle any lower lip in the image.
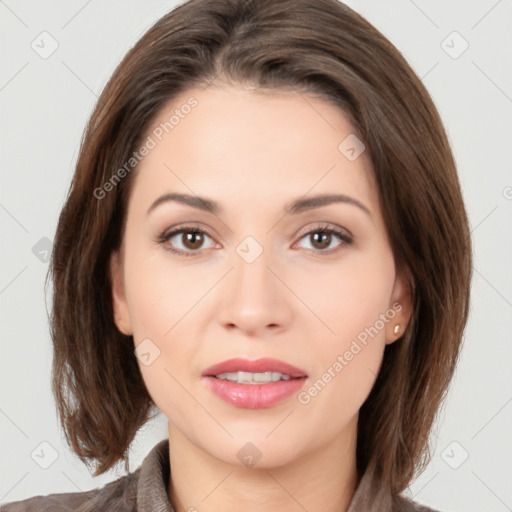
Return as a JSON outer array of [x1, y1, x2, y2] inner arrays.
[[203, 376, 307, 409]]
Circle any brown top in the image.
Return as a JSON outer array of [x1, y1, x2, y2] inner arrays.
[[0, 439, 443, 512]]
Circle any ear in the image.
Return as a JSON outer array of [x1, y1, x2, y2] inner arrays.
[[385, 269, 413, 345], [109, 249, 133, 336]]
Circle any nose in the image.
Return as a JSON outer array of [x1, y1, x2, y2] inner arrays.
[[217, 244, 294, 337]]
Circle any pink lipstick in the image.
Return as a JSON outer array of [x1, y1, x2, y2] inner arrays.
[[201, 357, 308, 409]]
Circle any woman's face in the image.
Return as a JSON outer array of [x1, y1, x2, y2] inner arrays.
[[110, 84, 411, 468]]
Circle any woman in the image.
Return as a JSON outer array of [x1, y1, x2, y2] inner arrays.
[[1, 0, 472, 510]]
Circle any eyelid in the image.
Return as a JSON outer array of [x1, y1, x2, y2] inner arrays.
[[294, 222, 353, 242], [156, 223, 218, 256], [291, 223, 353, 254], [157, 222, 353, 256]]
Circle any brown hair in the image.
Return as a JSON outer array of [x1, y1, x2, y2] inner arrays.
[[46, 0, 472, 495]]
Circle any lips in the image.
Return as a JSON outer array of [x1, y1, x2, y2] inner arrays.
[[201, 357, 308, 379], [201, 357, 308, 409]]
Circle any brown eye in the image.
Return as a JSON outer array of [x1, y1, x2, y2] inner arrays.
[[181, 231, 205, 250], [309, 232, 332, 250], [295, 226, 353, 254], [158, 226, 216, 256]]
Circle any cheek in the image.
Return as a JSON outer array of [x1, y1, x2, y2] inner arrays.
[[122, 248, 208, 411], [298, 249, 396, 346], [123, 246, 211, 338], [294, 250, 395, 413]]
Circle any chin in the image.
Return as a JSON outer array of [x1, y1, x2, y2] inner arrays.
[[204, 430, 311, 470]]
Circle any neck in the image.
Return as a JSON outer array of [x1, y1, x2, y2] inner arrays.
[[167, 417, 359, 512]]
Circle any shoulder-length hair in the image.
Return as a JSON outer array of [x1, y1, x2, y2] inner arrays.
[[47, 0, 472, 494]]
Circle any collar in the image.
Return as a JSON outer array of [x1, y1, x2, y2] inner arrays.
[[136, 439, 393, 512], [137, 439, 174, 511]]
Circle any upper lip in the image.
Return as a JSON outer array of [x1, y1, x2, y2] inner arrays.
[[202, 358, 308, 378]]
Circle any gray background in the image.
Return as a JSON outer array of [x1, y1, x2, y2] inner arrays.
[[1, 1, 511, 510]]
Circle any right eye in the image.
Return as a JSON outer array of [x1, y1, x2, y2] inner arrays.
[[157, 225, 218, 257]]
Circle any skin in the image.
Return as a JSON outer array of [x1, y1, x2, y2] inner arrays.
[[110, 84, 412, 512]]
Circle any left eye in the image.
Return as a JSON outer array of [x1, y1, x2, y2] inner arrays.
[[295, 227, 352, 253], [157, 225, 352, 256]]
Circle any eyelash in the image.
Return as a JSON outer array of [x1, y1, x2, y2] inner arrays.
[[156, 223, 353, 258]]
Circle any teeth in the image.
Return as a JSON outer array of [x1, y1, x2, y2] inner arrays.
[[215, 371, 292, 384]]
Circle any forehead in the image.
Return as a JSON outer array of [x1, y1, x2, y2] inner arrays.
[[130, 85, 378, 215]]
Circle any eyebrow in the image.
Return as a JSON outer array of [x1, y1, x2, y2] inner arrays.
[[146, 192, 371, 218]]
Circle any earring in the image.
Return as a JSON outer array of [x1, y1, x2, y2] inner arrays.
[[393, 324, 400, 335]]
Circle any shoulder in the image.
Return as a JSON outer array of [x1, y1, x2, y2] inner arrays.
[[0, 469, 139, 512], [0, 439, 172, 512], [348, 465, 448, 512], [394, 494, 447, 512]]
